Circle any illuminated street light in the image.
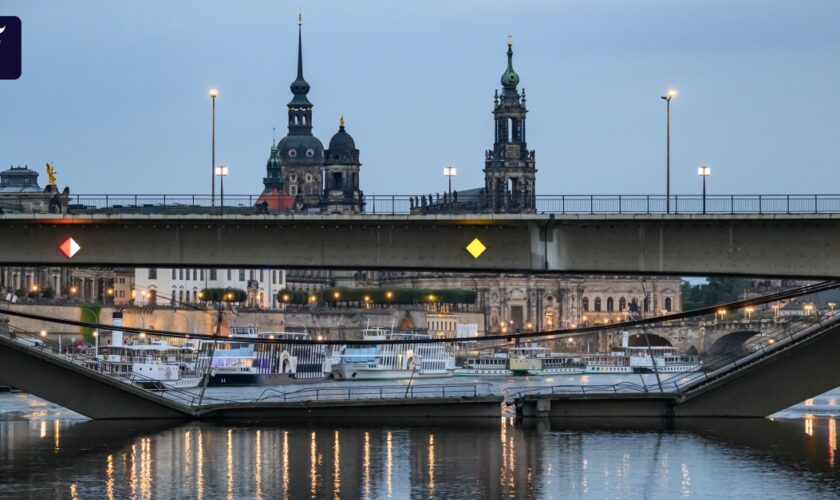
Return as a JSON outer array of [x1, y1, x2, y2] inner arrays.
[[443, 166, 457, 208], [39, 330, 47, 337], [215, 165, 229, 212], [333, 291, 341, 300], [31, 284, 39, 292], [745, 306, 754, 320], [661, 89, 677, 213], [308, 295, 317, 303], [70, 286, 78, 294], [697, 166, 711, 214]]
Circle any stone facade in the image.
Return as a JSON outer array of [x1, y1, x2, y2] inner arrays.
[[375, 273, 682, 334]]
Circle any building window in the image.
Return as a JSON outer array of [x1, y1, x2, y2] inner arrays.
[[594, 297, 602, 312], [272, 271, 277, 284], [619, 297, 627, 311], [582, 297, 589, 312], [259, 269, 264, 282], [290, 185, 298, 195], [148, 268, 157, 280], [193, 269, 197, 281], [179, 269, 184, 280], [171, 269, 176, 279], [227, 269, 232, 281], [239, 270, 245, 281], [200, 269, 205, 280], [607, 297, 614, 312], [185, 291, 190, 303], [665, 297, 672, 312], [210, 269, 217, 280], [250, 270, 255, 281]]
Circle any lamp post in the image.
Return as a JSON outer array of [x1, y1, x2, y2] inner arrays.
[[697, 166, 711, 214], [215, 166, 229, 212], [660, 89, 677, 213], [209, 88, 218, 207], [443, 166, 456, 209]]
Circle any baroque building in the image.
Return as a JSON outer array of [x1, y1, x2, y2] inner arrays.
[[260, 18, 363, 214]]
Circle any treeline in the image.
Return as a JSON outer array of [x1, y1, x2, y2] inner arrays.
[[277, 288, 477, 305], [681, 278, 753, 310]]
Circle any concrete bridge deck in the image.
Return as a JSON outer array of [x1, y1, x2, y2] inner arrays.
[[0, 330, 502, 420], [515, 315, 840, 418], [1, 212, 840, 277]]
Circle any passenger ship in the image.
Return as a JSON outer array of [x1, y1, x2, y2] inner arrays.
[[330, 328, 456, 381], [195, 326, 301, 387], [455, 346, 584, 377], [584, 332, 701, 374], [95, 337, 203, 389]]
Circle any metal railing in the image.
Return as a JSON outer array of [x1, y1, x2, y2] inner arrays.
[[7, 193, 840, 215]]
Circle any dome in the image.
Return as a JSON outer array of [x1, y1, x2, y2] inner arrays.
[[276, 134, 324, 164], [328, 125, 356, 152], [500, 42, 520, 89]]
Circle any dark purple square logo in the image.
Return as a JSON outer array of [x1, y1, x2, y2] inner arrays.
[[0, 16, 21, 80]]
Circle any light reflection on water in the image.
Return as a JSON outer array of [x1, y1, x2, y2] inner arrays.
[[2, 391, 840, 497], [0, 417, 839, 498]]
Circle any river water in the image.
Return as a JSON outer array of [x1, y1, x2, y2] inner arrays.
[[2, 383, 840, 499]]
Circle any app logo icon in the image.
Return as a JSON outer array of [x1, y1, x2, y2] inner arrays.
[[0, 16, 21, 80]]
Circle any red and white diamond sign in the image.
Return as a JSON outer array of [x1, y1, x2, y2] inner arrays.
[[59, 237, 81, 258]]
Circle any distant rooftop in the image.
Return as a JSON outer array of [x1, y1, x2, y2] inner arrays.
[[0, 165, 41, 193]]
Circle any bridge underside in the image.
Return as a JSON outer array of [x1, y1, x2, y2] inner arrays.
[[518, 320, 840, 418], [0, 214, 839, 277], [0, 335, 193, 419]]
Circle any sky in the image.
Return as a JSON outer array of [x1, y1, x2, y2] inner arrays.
[[2, 0, 839, 196]]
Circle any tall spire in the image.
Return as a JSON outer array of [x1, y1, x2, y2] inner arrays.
[[289, 13, 311, 104], [296, 13, 304, 81]]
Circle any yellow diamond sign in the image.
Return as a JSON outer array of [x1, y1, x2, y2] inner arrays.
[[465, 238, 487, 259]]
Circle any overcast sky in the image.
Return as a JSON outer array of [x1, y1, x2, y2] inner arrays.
[[2, 0, 839, 196]]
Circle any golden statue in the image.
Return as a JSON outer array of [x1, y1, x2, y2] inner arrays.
[[46, 163, 57, 186]]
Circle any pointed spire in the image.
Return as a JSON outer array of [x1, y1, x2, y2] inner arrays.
[[289, 13, 311, 103], [296, 13, 304, 81]]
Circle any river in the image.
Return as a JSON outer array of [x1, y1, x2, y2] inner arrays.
[[2, 379, 840, 498]]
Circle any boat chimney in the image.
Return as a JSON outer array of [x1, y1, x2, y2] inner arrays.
[[112, 310, 124, 347]]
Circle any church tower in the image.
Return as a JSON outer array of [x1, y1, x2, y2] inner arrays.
[[321, 116, 364, 214], [482, 39, 536, 213], [263, 15, 324, 209]]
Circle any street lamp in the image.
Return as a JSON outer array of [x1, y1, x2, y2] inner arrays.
[[697, 166, 711, 214], [443, 166, 456, 208], [745, 306, 754, 320], [215, 165, 229, 212], [660, 89, 677, 213], [209, 88, 218, 207]]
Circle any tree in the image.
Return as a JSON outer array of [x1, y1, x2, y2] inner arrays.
[[681, 278, 753, 311]]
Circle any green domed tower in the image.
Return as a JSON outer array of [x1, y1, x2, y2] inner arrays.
[[482, 38, 536, 213]]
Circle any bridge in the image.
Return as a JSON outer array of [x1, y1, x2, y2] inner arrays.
[[1, 211, 839, 277], [513, 313, 840, 418]]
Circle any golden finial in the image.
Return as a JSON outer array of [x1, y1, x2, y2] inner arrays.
[[298, 12, 302, 26], [507, 34, 512, 47], [340, 115, 345, 128]]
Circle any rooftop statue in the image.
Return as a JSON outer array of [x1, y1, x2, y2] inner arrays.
[[46, 163, 57, 186]]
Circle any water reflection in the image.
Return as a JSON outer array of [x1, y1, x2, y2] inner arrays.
[[1, 417, 840, 498]]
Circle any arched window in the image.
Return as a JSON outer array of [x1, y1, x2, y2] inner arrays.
[[607, 297, 614, 312], [594, 297, 602, 312], [185, 290, 190, 303], [619, 297, 627, 311], [665, 297, 673, 312], [644, 296, 651, 312], [178, 289, 184, 305], [582, 297, 589, 312]]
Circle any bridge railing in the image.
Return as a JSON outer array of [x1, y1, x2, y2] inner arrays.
[[10, 193, 840, 215], [198, 383, 495, 405]]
